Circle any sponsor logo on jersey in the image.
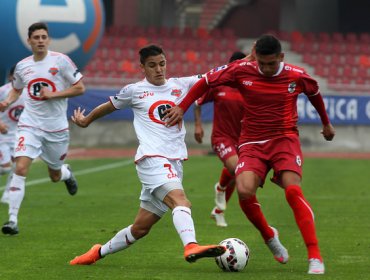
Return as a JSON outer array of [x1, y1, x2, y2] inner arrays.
[[148, 100, 176, 125], [171, 88, 182, 97], [23, 68, 35, 77], [139, 91, 154, 99], [288, 82, 296, 93], [49, 67, 59, 76], [8, 105, 24, 122], [242, 80, 253, 86], [27, 78, 56, 101]]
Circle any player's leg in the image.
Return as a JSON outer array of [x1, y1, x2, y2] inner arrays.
[[236, 145, 289, 264], [2, 128, 43, 234], [273, 135, 323, 273], [2, 156, 32, 235], [212, 141, 237, 211], [281, 171, 324, 274], [211, 155, 237, 226], [70, 208, 161, 265], [0, 143, 13, 204], [162, 188, 226, 263], [42, 131, 77, 195]]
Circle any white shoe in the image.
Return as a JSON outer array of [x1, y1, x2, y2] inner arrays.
[[210, 207, 228, 227], [214, 182, 226, 211], [0, 189, 10, 204], [266, 227, 289, 264], [308, 258, 325, 274]]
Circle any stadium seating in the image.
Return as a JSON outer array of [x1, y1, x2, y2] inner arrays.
[[275, 30, 370, 92], [83, 25, 238, 88]]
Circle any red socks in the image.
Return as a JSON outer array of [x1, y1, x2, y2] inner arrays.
[[239, 195, 274, 242], [285, 185, 322, 260], [219, 167, 234, 188]]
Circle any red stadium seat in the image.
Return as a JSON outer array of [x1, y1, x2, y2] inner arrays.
[[318, 32, 331, 43]]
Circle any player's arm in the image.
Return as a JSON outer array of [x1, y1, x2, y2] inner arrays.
[[41, 80, 85, 99], [165, 78, 210, 127], [307, 93, 335, 141], [71, 101, 116, 128], [0, 88, 22, 112], [194, 103, 204, 143]]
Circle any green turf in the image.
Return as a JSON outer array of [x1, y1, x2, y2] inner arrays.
[[0, 156, 369, 279]]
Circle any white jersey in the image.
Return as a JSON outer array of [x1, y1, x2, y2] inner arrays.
[[110, 76, 200, 162], [13, 51, 83, 132], [0, 82, 25, 143]]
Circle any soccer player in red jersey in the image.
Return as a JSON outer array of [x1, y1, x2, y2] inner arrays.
[[165, 34, 335, 274], [194, 51, 246, 227]]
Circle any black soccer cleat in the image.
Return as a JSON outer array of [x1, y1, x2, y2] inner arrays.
[[64, 164, 78, 195], [2, 221, 19, 235]]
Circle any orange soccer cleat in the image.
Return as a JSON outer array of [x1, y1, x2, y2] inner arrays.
[[184, 243, 226, 263], [70, 244, 102, 265]]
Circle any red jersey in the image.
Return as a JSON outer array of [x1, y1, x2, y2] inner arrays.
[[196, 85, 244, 143], [205, 61, 319, 144]]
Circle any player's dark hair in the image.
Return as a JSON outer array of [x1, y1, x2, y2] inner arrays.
[[28, 22, 49, 38], [139, 45, 165, 64], [229, 51, 246, 63], [255, 34, 281, 55]]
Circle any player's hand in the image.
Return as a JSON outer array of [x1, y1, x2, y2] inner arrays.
[[0, 101, 9, 112], [164, 106, 184, 127], [71, 107, 88, 128], [194, 124, 204, 143], [39, 86, 53, 99], [0, 123, 8, 134], [321, 123, 335, 141]]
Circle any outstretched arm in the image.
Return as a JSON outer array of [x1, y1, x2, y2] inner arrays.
[[308, 93, 335, 141], [40, 80, 85, 99], [71, 101, 116, 128], [165, 78, 210, 127]]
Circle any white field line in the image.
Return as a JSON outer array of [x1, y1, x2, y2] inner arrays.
[[0, 160, 132, 191]]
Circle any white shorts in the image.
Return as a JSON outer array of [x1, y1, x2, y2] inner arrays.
[[14, 127, 70, 170], [136, 157, 184, 217], [0, 142, 13, 165]]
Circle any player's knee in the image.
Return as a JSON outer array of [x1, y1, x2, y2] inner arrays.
[[236, 183, 255, 200], [237, 189, 254, 200], [14, 165, 29, 177]]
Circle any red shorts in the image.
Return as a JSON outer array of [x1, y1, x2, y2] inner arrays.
[[212, 137, 238, 164], [235, 135, 303, 185]]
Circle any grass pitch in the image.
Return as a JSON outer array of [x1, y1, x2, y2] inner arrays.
[[0, 155, 369, 279]]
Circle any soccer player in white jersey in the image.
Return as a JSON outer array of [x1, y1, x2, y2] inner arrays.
[[69, 45, 225, 265], [0, 66, 25, 204], [0, 22, 85, 235]]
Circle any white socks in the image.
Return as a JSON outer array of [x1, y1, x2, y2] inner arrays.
[[8, 174, 26, 224], [172, 206, 196, 246], [60, 164, 71, 181], [100, 225, 136, 256]]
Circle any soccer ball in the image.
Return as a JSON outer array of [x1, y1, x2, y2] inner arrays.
[[215, 238, 250, 272]]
